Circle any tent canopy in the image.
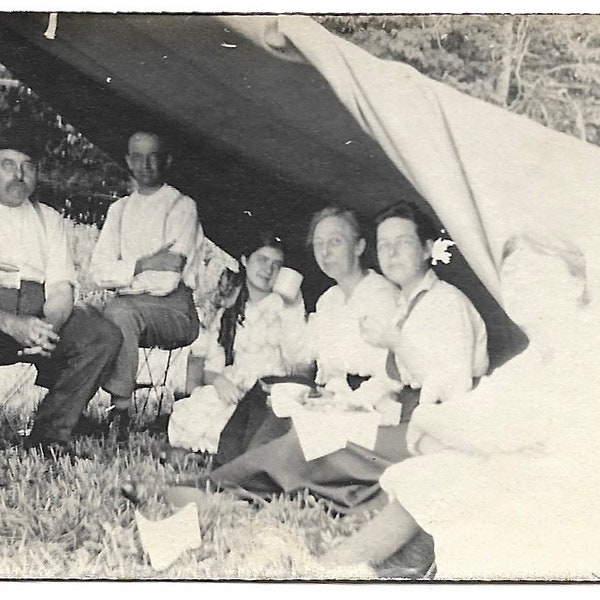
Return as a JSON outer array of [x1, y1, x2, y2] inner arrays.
[[0, 13, 527, 365], [0, 14, 422, 243]]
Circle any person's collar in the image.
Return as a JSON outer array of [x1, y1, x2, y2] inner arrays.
[[336, 268, 370, 302], [0, 197, 32, 211], [134, 182, 168, 197], [401, 268, 438, 304]]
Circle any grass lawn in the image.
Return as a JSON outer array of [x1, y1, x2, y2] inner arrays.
[[0, 378, 383, 580]]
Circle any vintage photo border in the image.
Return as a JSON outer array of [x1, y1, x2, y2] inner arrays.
[[0, 3, 599, 595]]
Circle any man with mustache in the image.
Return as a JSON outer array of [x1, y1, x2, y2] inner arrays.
[[90, 131, 201, 444], [0, 124, 123, 456]]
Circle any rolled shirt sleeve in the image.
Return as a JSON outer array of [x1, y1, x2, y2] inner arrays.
[[42, 205, 77, 289], [165, 195, 200, 271], [89, 200, 136, 289]]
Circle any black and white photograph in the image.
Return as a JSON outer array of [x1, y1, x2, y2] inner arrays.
[[0, 9, 599, 584]]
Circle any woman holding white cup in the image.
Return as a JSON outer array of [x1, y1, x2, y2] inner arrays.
[[272, 266, 304, 305], [167, 228, 308, 455]]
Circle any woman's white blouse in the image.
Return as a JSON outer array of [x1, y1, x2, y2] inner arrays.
[[192, 292, 307, 393], [309, 270, 399, 385]]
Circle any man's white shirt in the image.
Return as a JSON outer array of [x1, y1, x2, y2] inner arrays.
[[90, 184, 200, 296]]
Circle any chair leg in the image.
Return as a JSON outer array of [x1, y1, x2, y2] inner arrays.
[[156, 349, 174, 416], [133, 348, 154, 417], [135, 347, 179, 424], [139, 348, 156, 418]]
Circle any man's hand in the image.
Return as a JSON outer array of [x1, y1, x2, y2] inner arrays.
[[359, 315, 399, 349], [1, 313, 59, 358], [135, 242, 185, 274], [212, 374, 241, 405]]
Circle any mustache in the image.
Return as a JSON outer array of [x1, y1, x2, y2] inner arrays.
[[5, 180, 29, 193]]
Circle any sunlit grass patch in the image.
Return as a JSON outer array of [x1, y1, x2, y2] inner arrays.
[[0, 409, 374, 580]]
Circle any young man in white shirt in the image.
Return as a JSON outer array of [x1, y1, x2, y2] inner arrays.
[[0, 124, 123, 456], [90, 131, 201, 443]]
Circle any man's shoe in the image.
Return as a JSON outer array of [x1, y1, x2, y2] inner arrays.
[[109, 408, 131, 445], [72, 414, 107, 439]]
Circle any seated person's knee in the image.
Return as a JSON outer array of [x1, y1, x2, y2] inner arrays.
[[103, 299, 135, 327]]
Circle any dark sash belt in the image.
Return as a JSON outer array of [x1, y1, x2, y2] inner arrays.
[[0, 281, 45, 317]]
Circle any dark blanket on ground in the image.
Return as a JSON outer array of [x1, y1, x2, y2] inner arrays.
[[209, 384, 412, 514]]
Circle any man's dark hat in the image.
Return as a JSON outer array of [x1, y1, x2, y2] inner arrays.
[[0, 123, 45, 160]]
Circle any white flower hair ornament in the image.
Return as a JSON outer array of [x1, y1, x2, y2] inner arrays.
[[431, 237, 456, 265]]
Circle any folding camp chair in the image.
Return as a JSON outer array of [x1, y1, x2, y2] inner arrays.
[[133, 346, 188, 420]]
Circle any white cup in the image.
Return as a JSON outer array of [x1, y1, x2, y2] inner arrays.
[[273, 267, 303, 302]]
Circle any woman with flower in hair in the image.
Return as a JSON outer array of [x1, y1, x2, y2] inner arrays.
[[168, 229, 307, 454], [361, 201, 489, 420]]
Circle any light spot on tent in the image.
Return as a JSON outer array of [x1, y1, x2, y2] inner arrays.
[[44, 13, 57, 40]]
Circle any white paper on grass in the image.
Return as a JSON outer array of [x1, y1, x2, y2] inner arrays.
[[135, 502, 201, 571], [292, 408, 381, 461]]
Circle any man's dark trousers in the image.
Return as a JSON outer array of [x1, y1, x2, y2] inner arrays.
[[0, 300, 123, 445]]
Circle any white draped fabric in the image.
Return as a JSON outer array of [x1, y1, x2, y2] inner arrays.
[[224, 15, 600, 311]]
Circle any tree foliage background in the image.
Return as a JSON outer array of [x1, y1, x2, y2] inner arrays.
[[319, 15, 600, 143], [0, 63, 129, 225], [2, 15, 600, 224]]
